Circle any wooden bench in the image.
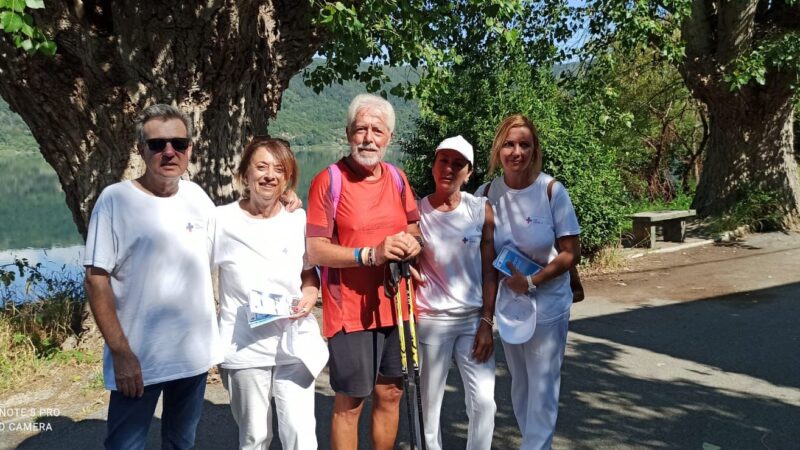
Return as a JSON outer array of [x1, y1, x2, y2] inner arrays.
[[629, 210, 697, 248]]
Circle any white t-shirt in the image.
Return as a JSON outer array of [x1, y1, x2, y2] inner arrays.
[[208, 202, 311, 369], [83, 180, 222, 390], [416, 193, 487, 318], [476, 173, 581, 323]]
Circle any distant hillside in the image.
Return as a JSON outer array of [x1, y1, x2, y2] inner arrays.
[[269, 63, 420, 148], [0, 100, 36, 153]]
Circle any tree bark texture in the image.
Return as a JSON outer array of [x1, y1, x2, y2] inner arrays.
[[0, 1, 320, 237], [679, 0, 800, 219]]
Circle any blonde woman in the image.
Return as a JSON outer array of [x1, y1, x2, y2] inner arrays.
[[477, 115, 581, 449]]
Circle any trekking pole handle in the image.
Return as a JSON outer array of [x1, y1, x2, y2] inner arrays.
[[400, 260, 412, 279]]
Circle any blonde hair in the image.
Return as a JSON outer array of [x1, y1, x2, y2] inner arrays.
[[488, 114, 542, 176]]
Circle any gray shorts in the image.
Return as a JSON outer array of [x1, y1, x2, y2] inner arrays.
[[327, 326, 403, 398]]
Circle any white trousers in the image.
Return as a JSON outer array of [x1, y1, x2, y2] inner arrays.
[[419, 317, 496, 450], [502, 313, 569, 450], [223, 363, 317, 450]]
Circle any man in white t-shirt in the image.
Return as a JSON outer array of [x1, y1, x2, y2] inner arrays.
[[83, 104, 222, 450]]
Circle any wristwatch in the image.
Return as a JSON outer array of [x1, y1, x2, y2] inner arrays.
[[526, 275, 537, 294]]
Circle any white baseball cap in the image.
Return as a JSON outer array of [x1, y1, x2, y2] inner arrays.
[[435, 135, 474, 165], [495, 280, 537, 344]]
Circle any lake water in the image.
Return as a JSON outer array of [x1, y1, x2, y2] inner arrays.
[[0, 147, 404, 294]]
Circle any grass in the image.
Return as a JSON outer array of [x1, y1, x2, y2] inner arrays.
[[0, 319, 40, 392], [0, 315, 101, 395], [0, 258, 101, 395], [704, 187, 787, 237], [582, 243, 629, 275]]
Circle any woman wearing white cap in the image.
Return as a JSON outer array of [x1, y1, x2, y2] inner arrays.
[[415, 135, 499, 450], [477, 115, 581, 449], [207, 137, 328, 450]]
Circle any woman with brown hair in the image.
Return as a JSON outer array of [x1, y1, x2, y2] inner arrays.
[[477, 115, 581, 449], [208, 137, 327, 450]]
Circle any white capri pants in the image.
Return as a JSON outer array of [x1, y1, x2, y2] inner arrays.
[[223, 363, 317, 450], [419, 315, 496, 450], [502, 312, 570, 450]]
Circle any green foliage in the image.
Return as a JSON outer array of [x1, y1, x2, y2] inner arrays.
[[577, 1, 799, 92], [0, 0, 56, 55], [0, 258, 86, 357], [725, 33, 800, 90], [402, 42, 626, 254], [623, 188, 694, 217], [307, 0, 523, 99], [581, 0, 690, 64], [579, 46, 707, 201]]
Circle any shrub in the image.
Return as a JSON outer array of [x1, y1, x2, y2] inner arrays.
[[0, 258, 86, 357]]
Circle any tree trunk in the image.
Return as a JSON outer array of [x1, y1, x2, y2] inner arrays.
[[692, 83, 800, 219], [0, 1, 320, 343], [0, 1, 320, 237], [679, 0, 800, 221]]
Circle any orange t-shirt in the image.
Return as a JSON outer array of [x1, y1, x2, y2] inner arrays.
[[307, 159, 420, 338]]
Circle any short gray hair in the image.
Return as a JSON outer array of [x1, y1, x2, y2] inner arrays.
[[135, 104, 194, 148], [346, 94, 396, 134]]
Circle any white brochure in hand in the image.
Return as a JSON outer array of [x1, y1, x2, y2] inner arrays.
[[247, 288, 297, 328], [493, 245, 544, 278]]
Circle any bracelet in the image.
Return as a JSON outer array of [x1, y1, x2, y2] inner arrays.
[[355, 247, 362, 266], [480, 316, 494, 327], [368, 247, 376, 267], [414, 235, 425, 249]]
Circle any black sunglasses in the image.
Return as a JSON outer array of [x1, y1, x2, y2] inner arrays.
[[145, 138, 191, 152]]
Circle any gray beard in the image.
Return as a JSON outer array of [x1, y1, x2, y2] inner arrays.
[[350, 147, 385, 169]]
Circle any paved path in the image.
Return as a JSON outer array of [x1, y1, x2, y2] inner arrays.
[[5, 232, 800, 449]]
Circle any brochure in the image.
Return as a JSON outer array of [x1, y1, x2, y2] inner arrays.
[[493, 245, 544, 278], [247, 289, 297, 328]]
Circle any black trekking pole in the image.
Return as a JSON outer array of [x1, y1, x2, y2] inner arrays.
[[387, 261, 417, 450], [401, 260, 427, 450]]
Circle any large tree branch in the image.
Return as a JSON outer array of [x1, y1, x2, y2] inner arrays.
[[716, 0, 759, 65], [682, 0, 715, 60]]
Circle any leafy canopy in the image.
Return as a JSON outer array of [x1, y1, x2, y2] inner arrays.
[[402, 34, 627, 253], [576, 0, 800, 90], [0, 0, 54, 55], [306, 0, 524, 99]]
